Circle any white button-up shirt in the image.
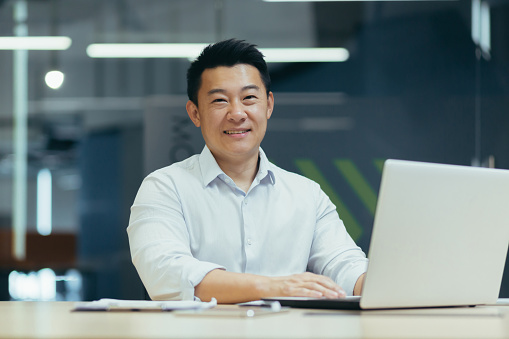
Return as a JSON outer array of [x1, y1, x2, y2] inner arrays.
[[127, 146, 368, 300]]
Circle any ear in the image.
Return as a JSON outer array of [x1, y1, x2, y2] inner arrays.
[[266, 92, 274, 120], [186, 100, 201, 127]]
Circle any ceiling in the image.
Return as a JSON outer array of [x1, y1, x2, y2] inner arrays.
[[0, 0, 474, 172]]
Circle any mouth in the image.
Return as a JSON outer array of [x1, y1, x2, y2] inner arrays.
[[224, 129, 251, 135]]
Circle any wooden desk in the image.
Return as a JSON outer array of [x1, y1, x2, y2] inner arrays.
[[1, 301, 509, 338]]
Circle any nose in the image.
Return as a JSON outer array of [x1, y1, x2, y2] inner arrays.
[[227, 100, 247, 122]]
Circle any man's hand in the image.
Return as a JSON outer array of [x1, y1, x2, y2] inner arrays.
[[195, 269, 346, 304], [268, 272, 346, 299]]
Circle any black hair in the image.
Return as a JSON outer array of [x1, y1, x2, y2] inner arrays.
[[186, 38, 271, 105]]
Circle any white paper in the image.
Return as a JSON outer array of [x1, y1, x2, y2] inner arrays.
[[73, 298, 217, 311]]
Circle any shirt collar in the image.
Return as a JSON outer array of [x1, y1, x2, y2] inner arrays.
[[257, 148, 276, 185], [199, 146, 276, 187], [199, 146, 224, 187]]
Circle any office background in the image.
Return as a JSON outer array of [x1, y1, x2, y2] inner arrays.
[[0, 0, 508, 301]]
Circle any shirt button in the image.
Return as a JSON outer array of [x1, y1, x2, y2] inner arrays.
[[247, 238, 252, 245]]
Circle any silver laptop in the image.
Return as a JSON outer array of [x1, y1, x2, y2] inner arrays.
[[264, 159, 509, 310]]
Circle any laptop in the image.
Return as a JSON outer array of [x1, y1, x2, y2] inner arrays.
[[264, 159, 509, 310]]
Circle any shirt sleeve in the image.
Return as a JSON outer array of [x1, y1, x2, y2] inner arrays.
[[307, 183, 369, 296], [127, 171, 225, 301]]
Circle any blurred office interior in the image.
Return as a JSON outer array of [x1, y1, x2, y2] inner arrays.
[[0, 0, 508, 301]]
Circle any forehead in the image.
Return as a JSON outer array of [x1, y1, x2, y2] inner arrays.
[[199, 64, 265, 93]]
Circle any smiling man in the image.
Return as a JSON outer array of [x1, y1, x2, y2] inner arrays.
[[127, 39, 368, 303], [186, 63, 273, 193]]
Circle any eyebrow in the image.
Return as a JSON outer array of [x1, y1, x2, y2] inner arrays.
[[207, 85, 261, 96], [242, 84, 260, 92], [207, 88, 226, 96]]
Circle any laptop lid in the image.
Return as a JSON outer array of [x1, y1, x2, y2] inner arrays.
[[360, 159, 509, 309]]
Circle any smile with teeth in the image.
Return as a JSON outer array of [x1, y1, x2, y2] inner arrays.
[[224, 129, 250, 134]]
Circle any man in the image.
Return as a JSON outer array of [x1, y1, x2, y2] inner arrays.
[[127, 39, 368, 303]]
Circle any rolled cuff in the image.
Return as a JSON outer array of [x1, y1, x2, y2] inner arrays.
[[340, 260, 369, 296], [181, 261, 226, 300]]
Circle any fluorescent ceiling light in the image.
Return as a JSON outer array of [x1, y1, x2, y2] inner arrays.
[[86, 43, 349, 62], [261, 48, 348, 62], [264, 0, 342, 1], [86, 43, 208, 59], [264, 0, 455, 2], [0, 36, 71, 50]]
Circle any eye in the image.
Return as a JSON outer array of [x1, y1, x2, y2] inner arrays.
[[212, 98, 227, 103], [244, 95, 257, 100]]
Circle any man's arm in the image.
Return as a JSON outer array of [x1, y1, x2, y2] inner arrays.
[[353, 273, 366, 296], [195, 269, 347, 303], [307, 182, 369, 296]]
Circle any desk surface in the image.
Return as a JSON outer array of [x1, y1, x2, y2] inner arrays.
[[1, 301, 509, 338]]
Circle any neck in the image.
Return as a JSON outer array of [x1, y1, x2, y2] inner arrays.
[[214, 152, 260, 193]]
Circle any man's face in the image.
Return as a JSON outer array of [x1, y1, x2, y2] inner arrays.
[[186, 64, 274, 164]]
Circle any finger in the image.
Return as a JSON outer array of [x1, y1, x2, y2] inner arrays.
[[291, 287, 324, 298], [300, 274, 346, 297], [302, 281, 344, 299]]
